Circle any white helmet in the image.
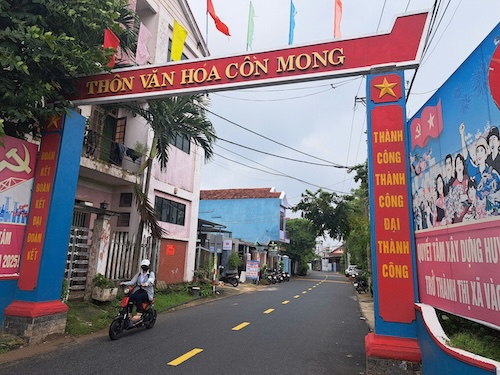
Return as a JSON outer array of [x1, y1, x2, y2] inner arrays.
[[140, 259, 150, 267]]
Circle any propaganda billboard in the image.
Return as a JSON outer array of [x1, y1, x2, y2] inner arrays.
[[409, 24, 500, 329], [0, 136, 38, 277]]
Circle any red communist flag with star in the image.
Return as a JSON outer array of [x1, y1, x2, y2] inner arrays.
[[410, 99, 443, 149]]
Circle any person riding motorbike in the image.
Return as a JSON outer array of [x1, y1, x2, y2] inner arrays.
[[120, 259, 155, 322]]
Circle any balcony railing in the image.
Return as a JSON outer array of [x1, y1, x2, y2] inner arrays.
[[83, 129, 143, 168]]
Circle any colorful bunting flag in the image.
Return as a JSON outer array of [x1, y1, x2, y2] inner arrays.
[[246, 1, 256, 51], [136, 23, 152, 65], [288, 0, 296, 45], [104, 28, 120, 68], [207, 0, 231, 36], [334, 0, 342, 38], [171, 20, 188, 61]]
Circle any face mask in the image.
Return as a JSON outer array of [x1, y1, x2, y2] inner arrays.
[[141, 266, 149, 272]]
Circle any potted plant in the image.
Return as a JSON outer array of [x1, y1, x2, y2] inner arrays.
[[91, 273, 118, 302]]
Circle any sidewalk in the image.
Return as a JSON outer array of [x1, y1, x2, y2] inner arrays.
[[356, 291, 375, 331]]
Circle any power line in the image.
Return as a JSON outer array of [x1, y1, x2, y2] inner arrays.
[[376, 0, 387, 32], [217, 137, 348, 168], [406, 0, 447, 101], [211, 77, 360, 101], [213, 87, 334, 102], [200, 105, 345, 167], [214, 151, 348, 194]]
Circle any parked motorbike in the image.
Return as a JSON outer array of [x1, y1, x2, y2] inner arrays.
[[281, 270, 290, 282], [109, 286, 157, 340], [274, 269, 284, 283], [266, 270, 277, 284], [219, 266, 239, 287], [353, 275, 368, 294]]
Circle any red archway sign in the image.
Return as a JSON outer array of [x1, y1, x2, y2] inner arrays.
[[72, 12, 430, 105], [71, 10, 430, 363]]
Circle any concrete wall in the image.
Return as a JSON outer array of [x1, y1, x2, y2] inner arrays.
[[199, 198, 281, 243]]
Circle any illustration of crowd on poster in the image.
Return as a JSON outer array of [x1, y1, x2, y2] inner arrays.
[[409, 25, 500, 329], [411, 120, 500, 229]]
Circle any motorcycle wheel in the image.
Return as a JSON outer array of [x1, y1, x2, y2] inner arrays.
[[229, 278, 239, 287], [144, 309, 157, 329], [109, 318, 124, 340]]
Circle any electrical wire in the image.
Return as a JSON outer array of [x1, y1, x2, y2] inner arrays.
[[217, 137, 348, 168], [213, 87, 334, 102], [214, 151, 349, 194], [376, 0, 387, 32], [406, 0, 445, 101], [200, 105, 346, 167], [211, 76, 360, 100]]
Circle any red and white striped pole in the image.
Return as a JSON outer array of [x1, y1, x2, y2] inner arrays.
[[212, 251, 217, 295]]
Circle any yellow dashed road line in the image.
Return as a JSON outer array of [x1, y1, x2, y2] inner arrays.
[[293, 295, 300, 299], [232, 322, 250, 331], [168, 348, 203, 366], [282, 300, 290, 304], [263, 308, 274, 314]]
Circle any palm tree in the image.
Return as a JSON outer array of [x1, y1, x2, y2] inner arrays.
[[105, 94, 217, 265]]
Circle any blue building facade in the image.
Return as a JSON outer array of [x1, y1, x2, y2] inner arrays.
[[199, 187, 290, 246]]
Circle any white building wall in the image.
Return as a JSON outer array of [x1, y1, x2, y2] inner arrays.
[[136, 0, 208, 282], [76, 0, 208, 282]]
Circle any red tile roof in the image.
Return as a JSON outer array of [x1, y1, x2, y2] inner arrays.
[[200, 188, 282, 200]]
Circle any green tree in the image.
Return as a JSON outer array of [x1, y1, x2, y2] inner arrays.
[[0, 0, 137, 138], [344, 161, 370, 271], [293, 189, 352, 241], [283, 218, 317, 275]]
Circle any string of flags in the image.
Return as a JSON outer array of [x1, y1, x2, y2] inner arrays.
[[103, 1, 343, 68]]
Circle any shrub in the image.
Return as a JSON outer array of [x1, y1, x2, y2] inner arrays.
[[93, 273, 115, 289]]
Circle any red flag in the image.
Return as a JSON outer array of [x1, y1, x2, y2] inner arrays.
[[410, 100, 443, 149], [104, 28, 120, 68], [334, 0, 342, 38], [207, 0, 230, 36]]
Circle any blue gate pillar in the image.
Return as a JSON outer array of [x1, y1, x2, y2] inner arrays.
[[365, 72, 421, 372], [3, 110, 86, 344]]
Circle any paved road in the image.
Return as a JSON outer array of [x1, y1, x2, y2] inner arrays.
[[0, 271, 369, 375]]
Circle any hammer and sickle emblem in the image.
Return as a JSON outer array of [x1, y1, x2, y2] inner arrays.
[[415, 123, 421, 139], [0, 144, 31, 174]]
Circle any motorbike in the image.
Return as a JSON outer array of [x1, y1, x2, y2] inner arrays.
[[353, 276, 368, 294], [274, 269, 284, 283], [219, 268, 239, 287], [281, 270, 290, 282], [266, 270, 277, 284], [109, 286, 157, 340]]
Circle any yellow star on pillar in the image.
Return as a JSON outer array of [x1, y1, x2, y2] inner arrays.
[[374, 77, 398, 98], [46, 116, 61, 129]]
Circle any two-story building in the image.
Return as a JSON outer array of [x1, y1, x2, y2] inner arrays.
[[68, 0, 209, 297], [198, 187, 291, 272]]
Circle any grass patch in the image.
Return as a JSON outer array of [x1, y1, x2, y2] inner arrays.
[[0, 334, 25, 353], [66, 300, 118, 335], [448, 332, 500, 361], [153, 289, 196, 311], [438, 310, 500, 361]]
